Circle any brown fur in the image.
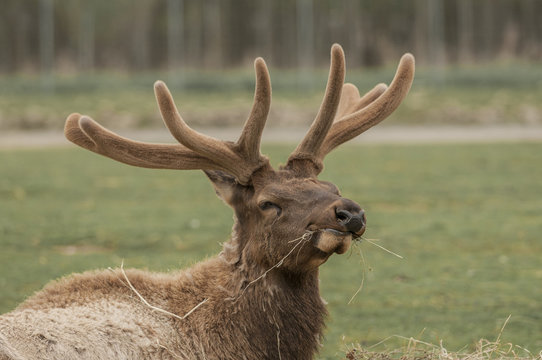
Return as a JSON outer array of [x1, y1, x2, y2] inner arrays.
[[0, 44, 414, 359]]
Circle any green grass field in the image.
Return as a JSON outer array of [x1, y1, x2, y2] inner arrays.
[[1, 142, 541, 359]]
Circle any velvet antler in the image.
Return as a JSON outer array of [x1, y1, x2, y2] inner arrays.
[[319, 53, 415, 158], [286, 45, 415, 174], [65, 58, 272, 185], [287, 44, 345, 166]]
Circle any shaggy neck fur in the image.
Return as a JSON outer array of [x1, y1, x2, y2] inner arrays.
[[212, 217, 328, 359]]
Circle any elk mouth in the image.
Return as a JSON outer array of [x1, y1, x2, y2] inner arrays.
[[312, 228, 353, 255]]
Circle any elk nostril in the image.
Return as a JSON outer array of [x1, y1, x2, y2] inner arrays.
[[335, 209, 352, 222]]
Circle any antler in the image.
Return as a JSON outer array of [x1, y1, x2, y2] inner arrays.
[[288, 44, 345, 164], [65, 46, 413, 182], [65, 58, 272, 185], [286, 45, 415, 174], [319, 53, 415, 158]]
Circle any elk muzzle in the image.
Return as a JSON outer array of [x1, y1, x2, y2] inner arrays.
[[311, 201, 366, 255]]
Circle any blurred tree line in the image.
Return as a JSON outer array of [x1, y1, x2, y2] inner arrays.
[[1, 0, 541, 74]]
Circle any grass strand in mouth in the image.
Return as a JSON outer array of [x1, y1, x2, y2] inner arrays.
[[362, 237, 404, 259], [347, 235, 403, 304], [348, 243, 368, 305]]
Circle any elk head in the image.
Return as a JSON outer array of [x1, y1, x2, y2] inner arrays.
[[64, 44, 414, 274]]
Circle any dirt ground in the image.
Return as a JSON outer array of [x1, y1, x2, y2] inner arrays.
[[1, 125, 542, 149]]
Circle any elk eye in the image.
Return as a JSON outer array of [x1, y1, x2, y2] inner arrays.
[[259, 201, 282, 216]]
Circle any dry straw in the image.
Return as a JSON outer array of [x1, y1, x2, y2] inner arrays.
[[345, 315, 542, 360], [111, 261, 209, 322]]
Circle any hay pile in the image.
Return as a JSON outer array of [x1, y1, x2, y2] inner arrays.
[[345, 336, 541, 360]]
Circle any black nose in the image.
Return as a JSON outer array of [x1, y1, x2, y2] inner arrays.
[[336, 209, 366, 233]]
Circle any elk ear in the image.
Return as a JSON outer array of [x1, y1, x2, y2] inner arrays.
[[204, 170, 238, 206]]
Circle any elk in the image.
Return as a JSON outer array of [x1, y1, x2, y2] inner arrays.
[[0, 44, 414, 360]]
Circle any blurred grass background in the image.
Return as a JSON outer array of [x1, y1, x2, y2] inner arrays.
[[1, 64, 542, 130], [1, 143, 541, 359]]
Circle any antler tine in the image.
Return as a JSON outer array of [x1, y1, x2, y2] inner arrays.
[[65, 112, 100, 151], [154, 81, 237, 161], [335, 83, 388, 120], [65, 113, 224, 170], [154, 81, 268, 184], [236, 57, 271, 163], [287, 44, 345, 166], [319, 53, 415, 158], [335, 83, 361, 120]]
